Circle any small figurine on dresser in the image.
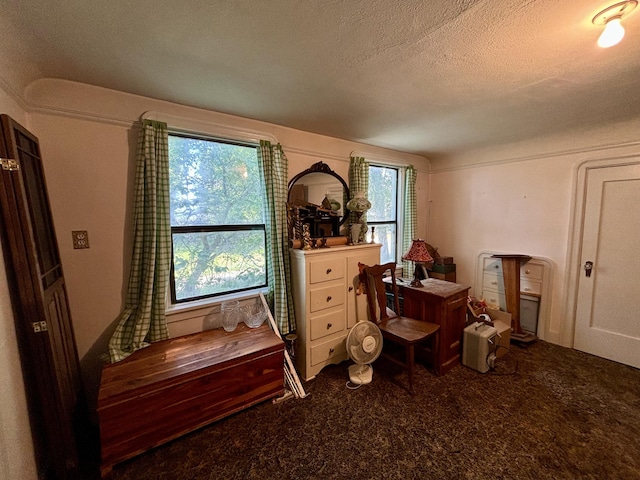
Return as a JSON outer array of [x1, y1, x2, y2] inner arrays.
[[301, 224, 312, 250]]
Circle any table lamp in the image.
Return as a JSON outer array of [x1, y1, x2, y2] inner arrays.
[[402, 239, 433, 287]]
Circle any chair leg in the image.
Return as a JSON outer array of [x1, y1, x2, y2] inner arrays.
[[406, 344, 416, 395], [433, 331, 440, 376]]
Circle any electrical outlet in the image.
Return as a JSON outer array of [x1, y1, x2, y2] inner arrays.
[[72, 230, 90, 249]]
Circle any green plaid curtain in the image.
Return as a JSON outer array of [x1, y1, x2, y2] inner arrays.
[[258, 140, 296, 334], [348, 156, 369, 225], [402, 165, 417, 275], [108, 120, 171, 362]]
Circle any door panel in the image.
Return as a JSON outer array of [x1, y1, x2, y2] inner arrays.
[[0, 114, 83, 479], [574, 163, 640, 368]]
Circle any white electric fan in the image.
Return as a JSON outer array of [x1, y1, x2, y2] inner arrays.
[[345, 320, 383, 385]]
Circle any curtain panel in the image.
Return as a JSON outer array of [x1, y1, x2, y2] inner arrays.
[[402, 165, 417, 275], [348, 156, 370, 225], [108, 120, 171, 363], [258, 140, 296, 335]]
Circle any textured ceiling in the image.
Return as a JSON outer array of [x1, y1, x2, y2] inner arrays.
[[2, 0, 640, 161]]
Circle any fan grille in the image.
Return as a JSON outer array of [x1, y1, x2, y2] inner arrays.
[[346, 321, 383, 364]]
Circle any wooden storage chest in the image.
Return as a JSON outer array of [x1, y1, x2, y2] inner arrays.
[[97, 323, 284, 476]]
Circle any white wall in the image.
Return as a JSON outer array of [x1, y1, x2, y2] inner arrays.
[[24, 78, 430, 413], [0, 87, 38, 480], [428, 120, 640, 346]]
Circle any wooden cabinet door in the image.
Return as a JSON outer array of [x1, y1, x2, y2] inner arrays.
[[0, 114, 83, 479]]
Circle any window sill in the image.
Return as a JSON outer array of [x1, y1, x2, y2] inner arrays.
[[165, 287, 269, 319]]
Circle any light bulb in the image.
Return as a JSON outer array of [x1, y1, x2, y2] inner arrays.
[[598, 17, 625, 48]]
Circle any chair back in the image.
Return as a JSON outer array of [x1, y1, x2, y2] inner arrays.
[[358, 262, 401, 324]]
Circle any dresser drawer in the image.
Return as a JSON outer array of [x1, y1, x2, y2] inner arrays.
[[520, 279, 541, 296], [309, 283, 345, 313], [481, 288, 506, 310], [482, 272, 504, 291], [521, 263, 543, 281], [310, 335, 347, 366], [309, 258, 344, 284], [309, 308, 346, 341], [483, 257, 503, 274]]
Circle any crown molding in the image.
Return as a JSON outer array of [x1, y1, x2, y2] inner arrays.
[[0, 75, 30, 112], [429, 140, 640, 173]]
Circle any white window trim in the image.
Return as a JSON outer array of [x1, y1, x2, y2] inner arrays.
[[141, 111, 277, 145], [165, 286, 270, 317]]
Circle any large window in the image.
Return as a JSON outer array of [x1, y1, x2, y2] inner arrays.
[[367, 165, 400, 264], [168, 134, 267, 303]]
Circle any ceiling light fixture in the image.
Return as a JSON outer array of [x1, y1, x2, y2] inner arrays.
[[592, 1, 637, 48]]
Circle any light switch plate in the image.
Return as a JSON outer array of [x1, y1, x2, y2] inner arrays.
[[72, 230, 90, 249]]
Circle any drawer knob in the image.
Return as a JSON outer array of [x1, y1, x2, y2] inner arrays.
[[491, 281, 497, 285], [348, 286, 354, 292], [524, 269, 531, 274], [326, 295, 332, 302], [524, 287, 530, 292], [329, 348, 335, 354], [326, 268, 332, 274], [327, 323, 332, 329], [494, 265, 499, 269]]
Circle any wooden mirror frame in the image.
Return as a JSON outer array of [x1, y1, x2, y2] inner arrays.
[[287, 161, 351, 243]]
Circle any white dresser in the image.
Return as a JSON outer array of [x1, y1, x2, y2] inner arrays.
[[476, 252, 553, 337], [479, 255, 544, 308], [289, 243, 381, 381]]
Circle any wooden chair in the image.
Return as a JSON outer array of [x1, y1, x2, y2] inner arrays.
[[358, 262, 440, 394]]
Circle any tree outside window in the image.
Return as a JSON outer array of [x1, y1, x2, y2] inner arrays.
[[168, 134, 267, 303], [367, 165, 399, 264]]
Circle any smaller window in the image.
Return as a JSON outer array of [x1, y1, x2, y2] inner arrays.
[[168, 134, 267, 303], [367, 165, 399, 264]]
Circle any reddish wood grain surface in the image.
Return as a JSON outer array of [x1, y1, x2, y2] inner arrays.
[[98, 324, 284, 476]]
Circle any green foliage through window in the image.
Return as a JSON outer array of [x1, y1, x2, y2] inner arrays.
[[368, 165, 399, 264], [168, 134, 267, 303]]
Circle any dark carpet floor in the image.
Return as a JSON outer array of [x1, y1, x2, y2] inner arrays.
[[100, 340, 640, 480]]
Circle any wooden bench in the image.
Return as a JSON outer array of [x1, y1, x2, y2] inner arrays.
[[97, 323, 284, 477]]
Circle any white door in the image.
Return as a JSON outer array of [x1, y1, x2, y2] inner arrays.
[[573, 163, 640, 368]]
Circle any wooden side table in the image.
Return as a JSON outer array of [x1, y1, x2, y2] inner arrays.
[[388, 278, 470, 375]]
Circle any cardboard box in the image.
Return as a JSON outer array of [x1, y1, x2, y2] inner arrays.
[[486, 308, 511, 358]]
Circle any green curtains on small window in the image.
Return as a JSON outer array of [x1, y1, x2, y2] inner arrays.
[[349, 156, 417, 273], [109, 120, 171, 363], [402, 165, 417, 275], [258, 140, 296, 335]]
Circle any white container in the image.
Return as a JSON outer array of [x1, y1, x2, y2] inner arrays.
[[462, 322, 498, 373]]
